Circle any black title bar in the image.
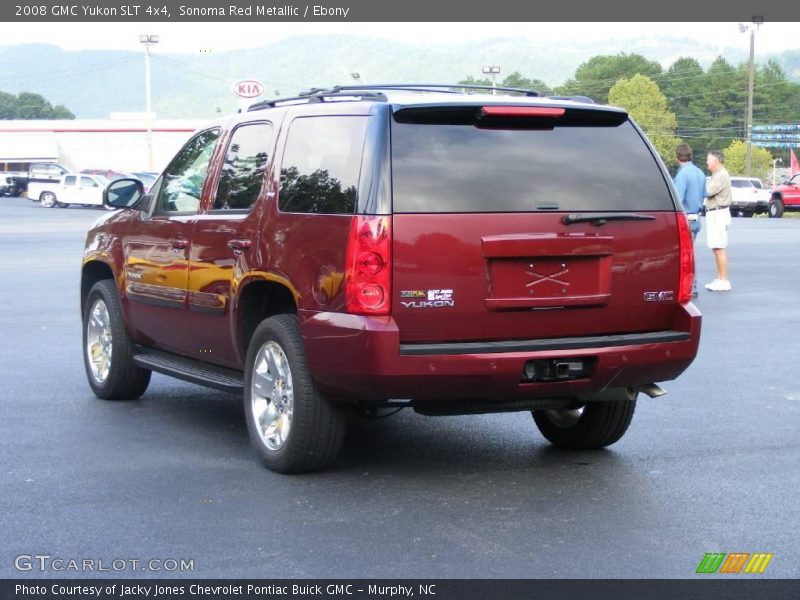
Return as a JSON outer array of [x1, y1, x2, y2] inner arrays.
[[2, 0, 799, 21]]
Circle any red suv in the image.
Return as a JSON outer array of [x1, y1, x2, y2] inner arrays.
[[769, 173, 800, 217], [81, 84, 701, 473]]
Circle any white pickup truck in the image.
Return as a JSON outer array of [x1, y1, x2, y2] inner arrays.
[[38, 174, 112, 209]]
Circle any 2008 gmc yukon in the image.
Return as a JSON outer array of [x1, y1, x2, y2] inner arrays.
[[81, 84, 701, 473]]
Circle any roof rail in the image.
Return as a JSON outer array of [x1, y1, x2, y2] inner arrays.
[[248, 90, 388, 112], [547, 95, 596, 104], [247, 83, 541, 111], [326, 83, 540, 97]]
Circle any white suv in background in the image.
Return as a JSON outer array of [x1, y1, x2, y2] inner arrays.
[[730, 177, 770, 217]]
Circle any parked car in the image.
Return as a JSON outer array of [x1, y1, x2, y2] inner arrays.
[[0, 174, 25, 197], [26, 162, 71, 202], [130, 171, 158, 193], [769, 173, 800, 218], [81, 84, 701, 473], [39, 174, 112, 209], [80, 169, 130, 181], [730, 176, 770, 217]]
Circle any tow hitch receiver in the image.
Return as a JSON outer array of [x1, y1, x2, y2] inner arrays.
[[522, 358, 593, 382]]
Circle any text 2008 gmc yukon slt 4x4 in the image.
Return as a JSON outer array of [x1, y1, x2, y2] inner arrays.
[[81, 84, 701, 473]]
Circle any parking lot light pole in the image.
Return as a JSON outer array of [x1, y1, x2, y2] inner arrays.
[[139, 34, 160, 171], [482, 66, 501, 95]]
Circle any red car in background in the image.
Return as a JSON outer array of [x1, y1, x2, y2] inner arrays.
[[769, 173, 800, 217]]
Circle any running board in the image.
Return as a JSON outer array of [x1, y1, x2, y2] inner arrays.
[[133, 346, 244, 394]]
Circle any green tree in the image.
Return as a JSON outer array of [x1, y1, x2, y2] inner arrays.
[[457, 72, 552, 96], [500, 71, 552, 95], [722, 139, 773, 181], [557, 53, 663, 103], [0, 91, 75, 119], [608, 75, 681, 168]]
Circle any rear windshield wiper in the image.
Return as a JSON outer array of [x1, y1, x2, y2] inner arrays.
[[562, 212, 657, 226]]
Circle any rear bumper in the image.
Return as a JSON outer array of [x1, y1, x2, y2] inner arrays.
[[301, 304, 701, 403]]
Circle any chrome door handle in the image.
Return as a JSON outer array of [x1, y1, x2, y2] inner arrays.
[[227, 239, 252, 254]]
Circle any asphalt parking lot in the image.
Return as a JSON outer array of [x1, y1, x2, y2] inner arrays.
[[1, 197, 799, 579]]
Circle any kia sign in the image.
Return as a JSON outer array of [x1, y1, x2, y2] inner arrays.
[[233, 80, 264, 99]]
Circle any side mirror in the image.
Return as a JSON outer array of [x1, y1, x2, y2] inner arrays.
[[104, 178, 144, 209]]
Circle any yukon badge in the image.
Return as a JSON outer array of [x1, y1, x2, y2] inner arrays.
[[400, 289, 455, 309], [643, 290, 675, 302]]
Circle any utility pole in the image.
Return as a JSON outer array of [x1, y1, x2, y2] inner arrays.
[[740, 20, 761, 178]]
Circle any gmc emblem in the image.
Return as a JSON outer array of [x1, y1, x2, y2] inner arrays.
[[643, 290, 675, 302]]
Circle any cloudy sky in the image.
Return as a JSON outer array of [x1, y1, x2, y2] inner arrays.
[[0, 22, 797, 55]]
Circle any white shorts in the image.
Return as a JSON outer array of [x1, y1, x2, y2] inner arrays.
[[706, 207, 731, 249]]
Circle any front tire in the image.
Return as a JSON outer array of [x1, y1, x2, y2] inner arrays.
[[244, 314, 346, 473], [533, 387, 637, 449], [83, 280, 151, 400], [769, 199, 784, 218]]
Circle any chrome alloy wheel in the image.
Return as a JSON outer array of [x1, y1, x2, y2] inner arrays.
[[544, 405, 585, 429], [250, 341, 294, 451], [86, 298, 113, 384]]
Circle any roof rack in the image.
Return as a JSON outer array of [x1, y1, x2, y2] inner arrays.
[[247, 83, 541, 112], [248, 90, 388, 112], [318, 84, 540, 97]]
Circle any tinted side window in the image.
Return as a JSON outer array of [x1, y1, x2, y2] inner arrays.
[[213, 122, 273, 211], [64, 176, 76, 185], [156, 129, 220, 214], [80, 176, 95, 187], [731, 180, 748, 188], [279, 116, 367, 214], [392, 120, 674, 213]]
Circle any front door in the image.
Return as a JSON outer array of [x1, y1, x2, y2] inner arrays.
[[187, 121, 275, 368], [122, 128, 221, 356]]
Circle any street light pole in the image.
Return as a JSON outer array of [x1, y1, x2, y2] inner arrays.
[[139, 34, 159, 171], [482, 66, 501, 95]]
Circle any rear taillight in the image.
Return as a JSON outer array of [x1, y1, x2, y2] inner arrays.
[[676, 213, 695, 303], [345, 216, 391, 315]]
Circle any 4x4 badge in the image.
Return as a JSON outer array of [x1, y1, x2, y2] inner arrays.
[[526, 264, 569, 290], [400, 289, 455, 308]]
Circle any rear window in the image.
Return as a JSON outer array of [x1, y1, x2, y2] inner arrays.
[[391, 118, 673, 213], [279, 116, 367, 214]]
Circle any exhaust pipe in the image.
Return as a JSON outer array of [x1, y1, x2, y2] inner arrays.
[[639, 383, 666, 398]]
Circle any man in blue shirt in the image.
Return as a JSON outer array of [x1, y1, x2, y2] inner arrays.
[[672, 143, 706, 298]]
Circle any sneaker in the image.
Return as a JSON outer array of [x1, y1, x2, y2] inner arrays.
[[705, 279, 732, 292]]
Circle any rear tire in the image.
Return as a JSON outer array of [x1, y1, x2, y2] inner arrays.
[[244, 314, 346, 473], [533, 387, 637, 449], [40, 192, 56, 208], [769, 199, 784, 218], [83, 280, 151, 400]]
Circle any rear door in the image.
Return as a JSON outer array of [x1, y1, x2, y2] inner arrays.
[[187, 121, 275, 368], [390, 104, 682, 344]]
